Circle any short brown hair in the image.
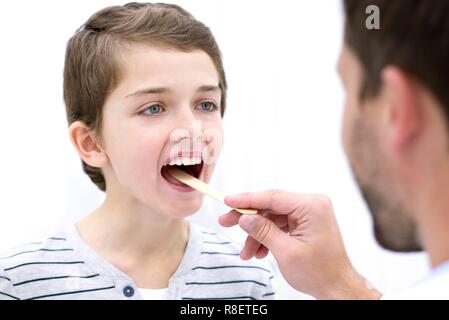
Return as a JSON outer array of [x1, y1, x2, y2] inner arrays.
[[343, 0, 449, 118], [63, 2, 227, 191]]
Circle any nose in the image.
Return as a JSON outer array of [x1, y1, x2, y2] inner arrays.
[[175, 106, 199, 131], [170, 106, 204, 151]]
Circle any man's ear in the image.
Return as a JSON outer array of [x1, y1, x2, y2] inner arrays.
[[381, 66, 423, 153], [69, 121, 108, 168]]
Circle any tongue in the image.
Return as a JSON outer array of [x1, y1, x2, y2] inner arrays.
[[161, 166, 189, 186]]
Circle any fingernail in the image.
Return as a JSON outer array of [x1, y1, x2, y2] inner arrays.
[[240, 215, 256, 233]]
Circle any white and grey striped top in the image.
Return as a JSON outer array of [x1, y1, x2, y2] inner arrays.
[[0, 223, 275, 300]]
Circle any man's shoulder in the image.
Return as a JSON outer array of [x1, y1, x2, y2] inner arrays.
[[382, 263, 449, 300]]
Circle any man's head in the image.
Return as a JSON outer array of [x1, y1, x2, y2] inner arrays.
[[339, 0, 449, 252], [65, 3, 226, 217]]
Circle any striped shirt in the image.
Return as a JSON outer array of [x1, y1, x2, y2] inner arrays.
[[0, 223, 275, 300]]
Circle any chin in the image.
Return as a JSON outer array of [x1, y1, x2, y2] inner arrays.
[[165, 199, 203, 218], [372, 213, 423, 252]]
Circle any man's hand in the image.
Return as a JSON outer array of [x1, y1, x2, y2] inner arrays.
[[219, 190, 381, 300]]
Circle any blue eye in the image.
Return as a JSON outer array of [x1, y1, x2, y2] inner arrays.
[[197, 101, 217, 112], [141, 104, 164, 116]]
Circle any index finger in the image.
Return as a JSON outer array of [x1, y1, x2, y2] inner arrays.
[[224, 189, 303, 215]]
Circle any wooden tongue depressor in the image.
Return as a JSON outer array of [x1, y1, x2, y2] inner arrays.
[[167, 168, 258, 215]]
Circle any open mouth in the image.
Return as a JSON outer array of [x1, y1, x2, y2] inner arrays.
[[161, 158, 204, 190]]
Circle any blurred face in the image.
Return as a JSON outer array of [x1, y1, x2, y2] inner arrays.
[[99, 45, 223, 218], [338, 44, 421, 252]]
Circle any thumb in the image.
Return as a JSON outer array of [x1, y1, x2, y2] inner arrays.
[[239, 214, 290, 254]]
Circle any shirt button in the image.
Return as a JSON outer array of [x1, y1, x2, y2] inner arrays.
[[123, 285, 135, 297]]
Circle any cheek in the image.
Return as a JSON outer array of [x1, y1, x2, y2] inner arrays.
[[340, 81, 362, 156], [204, 122, 224, 163], [341, 99, 353, 156], [103, 121, 166, 186], [127, 129, 167, 176], [129, 139, 161, 171]]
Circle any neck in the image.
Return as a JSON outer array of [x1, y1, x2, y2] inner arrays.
[[415, 164, 449, 268], [77, 190, 189, 276]]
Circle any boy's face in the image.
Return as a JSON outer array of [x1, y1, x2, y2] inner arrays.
[[99, 45, 223, 218]]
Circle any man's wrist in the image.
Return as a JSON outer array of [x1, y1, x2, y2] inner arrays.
[[318, 267, 382, 300]]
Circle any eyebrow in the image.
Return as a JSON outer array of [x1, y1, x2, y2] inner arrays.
[[126, 87, 169, 97], [126, 85, 221, 98], [197, 85, 221, 93]]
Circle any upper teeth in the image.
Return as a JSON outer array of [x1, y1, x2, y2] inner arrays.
[[166, 157, 201, 166]]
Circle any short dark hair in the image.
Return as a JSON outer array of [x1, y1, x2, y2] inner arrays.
[[64, 2, 227, 191], [343, 0, 449, 118]]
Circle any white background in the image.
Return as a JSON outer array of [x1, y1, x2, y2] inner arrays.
[[0, 0, 429, 299]]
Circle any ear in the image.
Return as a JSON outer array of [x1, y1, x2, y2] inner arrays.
[[381, 66, 423, 153], [69, 121, 108, 168]]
